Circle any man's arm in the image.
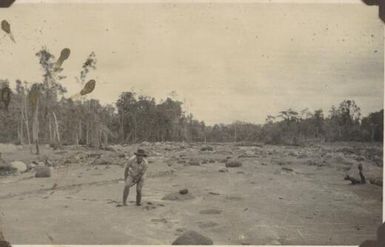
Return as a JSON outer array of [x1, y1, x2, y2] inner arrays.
[[124, 165, 129, 180], [124, 160, 133, 180]]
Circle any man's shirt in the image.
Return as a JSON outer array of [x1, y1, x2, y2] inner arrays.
[[125, 156, 148, 179]]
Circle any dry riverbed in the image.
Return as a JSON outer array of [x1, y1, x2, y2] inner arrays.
[[0, 142, 382, 245]]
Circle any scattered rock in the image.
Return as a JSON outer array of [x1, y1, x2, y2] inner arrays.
[[172, 230, 213, 245], [208, 192, 220, 195], [226, 195, 243, 201], [35, 166, 52, 178], [88, 153, 102, 158], [93, 157, 110, 165], [281, 167, 293, 172], [151, 218, 167, 223], [218, 168, 228, 173], [175, 227, 187, 233], [309, 158, 328, 167], [179, 189, 189, 195], [200, 146, 214, 151], [199, 209, 222, 215], [10, 161, 27, 173], [143, 205, 157, 210], [188, 160, 200, 166], [198, 221, 219, 228], [298, 153, 308, 159], [163, 191, 194, 201], [225, 160, 242, 168]]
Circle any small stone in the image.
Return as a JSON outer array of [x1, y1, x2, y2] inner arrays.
[[199, 209, 222, 215], [162, 192, 194, 201], [225, 160, 242, 168], [179, 189, 188, 195], [200, 146, 214, 151], [189, 160, 200, 166]]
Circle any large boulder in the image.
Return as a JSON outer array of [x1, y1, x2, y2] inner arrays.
[[172, 230, 213, 245], [10, 161, 27, 173], [35, 166, 52, 178]]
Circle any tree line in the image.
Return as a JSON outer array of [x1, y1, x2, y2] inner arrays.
[[0, 48, 383, 151]]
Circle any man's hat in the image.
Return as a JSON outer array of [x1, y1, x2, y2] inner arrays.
[[134, 149, 148, 157]]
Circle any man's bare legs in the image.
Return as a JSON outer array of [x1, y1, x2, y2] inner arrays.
[[123, 185, 130, 206], [136, 178, 144, 206], [122, 177, 143, 206], [123, 177, 134, 206]]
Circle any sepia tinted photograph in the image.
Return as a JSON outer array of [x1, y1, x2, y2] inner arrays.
[[0, 0, 383, 245]]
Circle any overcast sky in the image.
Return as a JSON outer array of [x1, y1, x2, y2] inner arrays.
[[0, 2, 383, 125]]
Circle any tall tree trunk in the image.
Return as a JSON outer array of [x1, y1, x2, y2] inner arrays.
[[52, 112, 61, 147], [370, 124, 375, 142], [23, 93, 31, 148], [86, 123, 89, 146], [48, 117, 53, 143], [32, 98, 40, 155], [78, 120, 82, 145], [19, 110, 24, 145]]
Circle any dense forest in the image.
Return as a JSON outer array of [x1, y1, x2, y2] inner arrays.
[[0, 47, 383, 152]]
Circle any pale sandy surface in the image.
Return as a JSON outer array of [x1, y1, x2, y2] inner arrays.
[[0, 142, 382, 245]]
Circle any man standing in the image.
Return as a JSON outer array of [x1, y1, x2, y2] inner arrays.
[[123, 149, 148, 206]]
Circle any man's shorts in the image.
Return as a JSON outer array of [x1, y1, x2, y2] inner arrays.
[[125, 176, 144, 191]]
